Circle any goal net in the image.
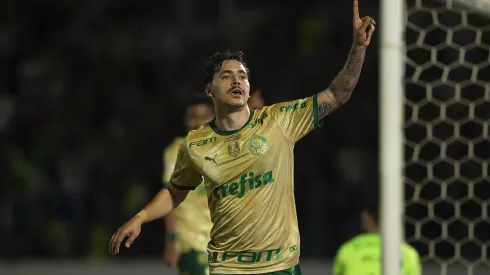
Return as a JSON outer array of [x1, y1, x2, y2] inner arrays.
[[404, 0, 490, 275]]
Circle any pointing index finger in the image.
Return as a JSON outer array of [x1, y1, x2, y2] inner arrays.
[[353, 0, 360, 21]]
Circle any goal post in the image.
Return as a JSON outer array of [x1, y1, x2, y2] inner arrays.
[[379, 0, 405, 274]]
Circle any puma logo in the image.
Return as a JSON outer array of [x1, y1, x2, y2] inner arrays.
[[204, 154, 218, 165]]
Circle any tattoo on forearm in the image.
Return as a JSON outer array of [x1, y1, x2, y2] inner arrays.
[[318, 92, 334, 117], [318, 46, 366, 119]]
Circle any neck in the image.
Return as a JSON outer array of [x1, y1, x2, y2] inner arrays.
[[213, 105, 251, 132], [365, 225, 379, 234]]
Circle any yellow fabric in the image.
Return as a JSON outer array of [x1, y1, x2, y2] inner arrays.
[[170, 95, 322, 274], [163, 137, 212, 253]]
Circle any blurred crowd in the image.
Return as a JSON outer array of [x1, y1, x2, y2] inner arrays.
[[0, 0, 488, 263]]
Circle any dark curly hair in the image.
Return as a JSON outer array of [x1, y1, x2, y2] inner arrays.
[[205, 51, 250, 84]]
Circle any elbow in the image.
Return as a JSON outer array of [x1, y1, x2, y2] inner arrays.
[[337, 97, 349, 106], [166, 186, 189, 207], [327, 85, 352, 107], [335, 91, 352, 106]]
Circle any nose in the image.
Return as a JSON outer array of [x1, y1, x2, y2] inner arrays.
[[232, 77, 241, 86]]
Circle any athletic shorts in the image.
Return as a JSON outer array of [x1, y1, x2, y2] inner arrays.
[[178, 249, 209, 275]]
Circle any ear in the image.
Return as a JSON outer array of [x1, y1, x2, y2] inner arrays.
[[205, 84, 213, 98]]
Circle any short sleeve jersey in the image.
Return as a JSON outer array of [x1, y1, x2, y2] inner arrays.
[[333, 233, 422, 275], [162, 137, 212, 253], [170, 95, 323, 274]]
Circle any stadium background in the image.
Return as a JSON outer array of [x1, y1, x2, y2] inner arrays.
[[0, 0, 488, 274]]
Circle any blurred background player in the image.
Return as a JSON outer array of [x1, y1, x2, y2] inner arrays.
[[332, 198, 421, 275], [162, 91, 264, 275], [161, 94, 214, 275], [248, 90, 265, 110]]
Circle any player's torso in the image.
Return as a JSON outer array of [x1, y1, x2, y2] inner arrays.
[[176, 183, 213, 252], [165, 137, 212, 252], [187, 110, 292, 219], [186, 109, 300, 273], [193, 112, 287, 195], [343, 235, 416, 275]]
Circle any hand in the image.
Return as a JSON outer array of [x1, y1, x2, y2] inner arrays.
[[109, 216, 143, 255], [353, 0, 376, 47], [249, 89, 265, 109], [163, 241, 181, 268]]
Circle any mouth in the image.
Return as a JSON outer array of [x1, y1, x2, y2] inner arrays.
[[229, 88, 244, 98]]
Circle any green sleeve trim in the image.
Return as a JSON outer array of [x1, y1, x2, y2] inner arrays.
[[162, 180, 170, 187], [313, 94, 324, 128], [170, 181, 197, 190]]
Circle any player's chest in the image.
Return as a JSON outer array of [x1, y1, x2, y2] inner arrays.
[[190, 125, 288, 186]]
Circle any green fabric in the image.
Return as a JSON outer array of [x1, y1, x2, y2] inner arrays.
[[209, 110, 255, 136], [312, 94, 324, 128], [171, 180, 197, 190], [332, 233, 422, 275], [210, 263, 302, 275], [178, 249, 209, 275]]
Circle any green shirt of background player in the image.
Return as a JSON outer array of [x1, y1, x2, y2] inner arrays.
[[332, 200, 422, 275]]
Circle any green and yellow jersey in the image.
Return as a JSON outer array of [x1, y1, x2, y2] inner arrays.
[[333, 233, 422, 275], [163, 137, 213, 253], [170, 95, 323, 274]]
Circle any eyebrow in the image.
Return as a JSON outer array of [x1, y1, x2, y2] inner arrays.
[[218, 69, 248, 76]]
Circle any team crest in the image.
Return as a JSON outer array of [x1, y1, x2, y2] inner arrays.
[[228, 141, 240, 157], [248, 136, 268, 156], [226, 134, 241, 157]]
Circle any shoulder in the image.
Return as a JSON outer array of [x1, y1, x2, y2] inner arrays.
[[344, 233, 367, 245], [402, 242, 421, 261], [263, 96, 317, 115], [342, 233, 379, 251], [251, 106, 272, 120], [336, 235, 359, 256], [187, 124, 214, 138], [252, 103, 290, 123], [185, 124, 216, 151], [171, 136, 185, 148], [164, 136, 185, 156]]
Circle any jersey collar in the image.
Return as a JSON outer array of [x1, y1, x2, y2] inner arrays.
[[209, 109, 255, 136]]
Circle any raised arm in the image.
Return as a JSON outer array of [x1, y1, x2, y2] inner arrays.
[[317, 0, 376, 120]]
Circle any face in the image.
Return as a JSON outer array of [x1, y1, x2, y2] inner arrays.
[[185, 103, 215, 131], [205, 60, 251, 108]]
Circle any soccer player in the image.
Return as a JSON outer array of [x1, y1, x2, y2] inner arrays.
[[162, 95, 215, 275], [332, 200, 422, 275], [109, 1, 375, 274], [162, 92, 265, 275], [248, 89, 265, 110]]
